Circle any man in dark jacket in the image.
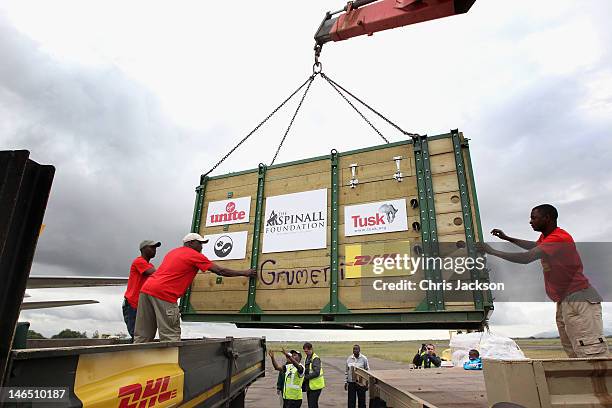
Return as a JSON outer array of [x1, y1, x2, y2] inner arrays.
[[302, 342, 325, 408], [412, 344, 441, 368]]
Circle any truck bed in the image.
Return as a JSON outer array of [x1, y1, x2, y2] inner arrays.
[[4, 337, 265, 407], [355, 367, 487, 408]]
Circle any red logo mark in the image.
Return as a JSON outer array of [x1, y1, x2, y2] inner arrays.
[[226, 202, 236, 213], [351, 213, 385, 228], [345, 253, 399, 266], [118, 376, 178, 408]]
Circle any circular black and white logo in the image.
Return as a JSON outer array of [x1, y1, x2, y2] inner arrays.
[[214, 235, 234, 258]]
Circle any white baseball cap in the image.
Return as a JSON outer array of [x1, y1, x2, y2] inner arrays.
[[182, 232, 209, 244]]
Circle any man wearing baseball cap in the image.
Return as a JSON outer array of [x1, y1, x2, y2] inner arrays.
[[134, 233, 256, 343], [123, 240, 160, 340], [269, 347, 306, 408]]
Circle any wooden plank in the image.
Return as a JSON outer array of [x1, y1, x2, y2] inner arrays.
[[256, 287, 328, 311], [434, 191, 463, 215], [430, 152, 457, 175], [266, 159, 329, 181], [340, 178, 418, 205], [264, 176, 330, 197], [200, 223, 256, 236], [436, 211, 467, 235], [190, 290, 246, 312], [427, 137, 454, 156], [367, 368, 487, 408], [204, 184, 258, 202], [206, 172, 258, 192], [192, 273, 249, 291], [432, 173, 459, 194], [340, 285, 423, 309], [339, 145, 412, 167], [339, 229, 418, 245]]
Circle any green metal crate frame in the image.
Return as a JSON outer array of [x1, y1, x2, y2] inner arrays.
[[180, 131, 493, 329]]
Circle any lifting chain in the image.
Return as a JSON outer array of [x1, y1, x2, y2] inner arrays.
[[204, 61, 420, 176]]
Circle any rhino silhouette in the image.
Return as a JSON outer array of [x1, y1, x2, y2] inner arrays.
[[379, 204, 398, 223]]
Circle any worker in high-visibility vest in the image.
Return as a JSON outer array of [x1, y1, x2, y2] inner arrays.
[[269, 348, 305, 408], [302, 342, 325, 408]]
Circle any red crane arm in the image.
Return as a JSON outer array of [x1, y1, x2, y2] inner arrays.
[[315, 0, 476, 46]]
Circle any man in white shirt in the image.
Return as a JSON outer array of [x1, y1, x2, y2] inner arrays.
[[345, 344, 369, 408]]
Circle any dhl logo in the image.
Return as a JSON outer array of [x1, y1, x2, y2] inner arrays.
[[118, 376, 178, 408], [345, 253, 400, 266]]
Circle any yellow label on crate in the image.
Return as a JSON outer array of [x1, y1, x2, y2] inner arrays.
[[74, 347, 183, 408], [344, 241, 412, 278]]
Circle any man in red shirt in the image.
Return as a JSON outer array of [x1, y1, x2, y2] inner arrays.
[[478, 204, 608, 358], [134, 233, 256, 343], [123, 240, 160, 340]]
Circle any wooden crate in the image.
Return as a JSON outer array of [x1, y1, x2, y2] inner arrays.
[[181, 130, 493, 329]]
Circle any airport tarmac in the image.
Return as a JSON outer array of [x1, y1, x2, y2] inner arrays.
[[246, 356, 407, 407]]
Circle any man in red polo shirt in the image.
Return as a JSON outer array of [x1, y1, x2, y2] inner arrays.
[[478, 204, 608, 358], [134, 233, 256, 343], [123, 240, 160, 340]]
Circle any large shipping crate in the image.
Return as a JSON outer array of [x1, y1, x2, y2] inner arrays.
[[181, 130, 493, 329]]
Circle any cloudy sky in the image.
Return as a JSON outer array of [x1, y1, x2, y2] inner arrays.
[[3, 0, 611, 341]]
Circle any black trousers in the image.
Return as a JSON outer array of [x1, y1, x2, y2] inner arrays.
[[283, 399, 302, 408], [306, 389, 321, 408], [348, 382, 366, 408]]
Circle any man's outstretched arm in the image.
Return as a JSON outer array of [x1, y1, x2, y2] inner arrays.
[[490, 229, 537, 250], [209, 264, 256, 278], [477, 243, 543, 264]]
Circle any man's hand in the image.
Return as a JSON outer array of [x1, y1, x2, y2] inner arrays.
[[475, 242, 494, 254], [243, 268, 257, 278], [490, 229, 509, 240], [268, 350, 274, 358], [344, 383, 348, 391]]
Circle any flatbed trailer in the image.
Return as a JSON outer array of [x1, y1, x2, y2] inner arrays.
[[354, 357, 612, 408], [4, 337, 266, 407], [355, 366, 487, 408]]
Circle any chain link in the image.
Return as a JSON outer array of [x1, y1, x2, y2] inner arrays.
[[270, 73, 318, 165], [205, 67, 420, 176], [321, 73, 389, 144], [203, 76, 314, 177], [322, 72, 421, 138]]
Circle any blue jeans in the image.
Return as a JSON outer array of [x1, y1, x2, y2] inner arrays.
[[122, 298, 137, 340]]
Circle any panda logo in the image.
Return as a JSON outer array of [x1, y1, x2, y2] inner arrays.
[[214, 235, 234, 258]]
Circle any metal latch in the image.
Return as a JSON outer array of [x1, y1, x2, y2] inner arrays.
[[349, 163, 359, 188], [393, 156, 403, 182]]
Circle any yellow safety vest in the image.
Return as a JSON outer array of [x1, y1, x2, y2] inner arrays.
[[308, 353, 325, 390], [283, 364, 304, 400]]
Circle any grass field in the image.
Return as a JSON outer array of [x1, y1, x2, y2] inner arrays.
[[269, 337, 612, 362]]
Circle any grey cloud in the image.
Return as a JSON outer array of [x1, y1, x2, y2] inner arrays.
[[0, 14, 231, 278]]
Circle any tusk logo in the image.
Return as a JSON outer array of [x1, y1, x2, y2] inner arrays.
[[378, 204, 398, 223], [214, 235, 234, 258]]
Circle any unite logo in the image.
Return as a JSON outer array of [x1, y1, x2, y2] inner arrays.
[[209, 201, 246, 224], [118, 376, 178, 408]]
